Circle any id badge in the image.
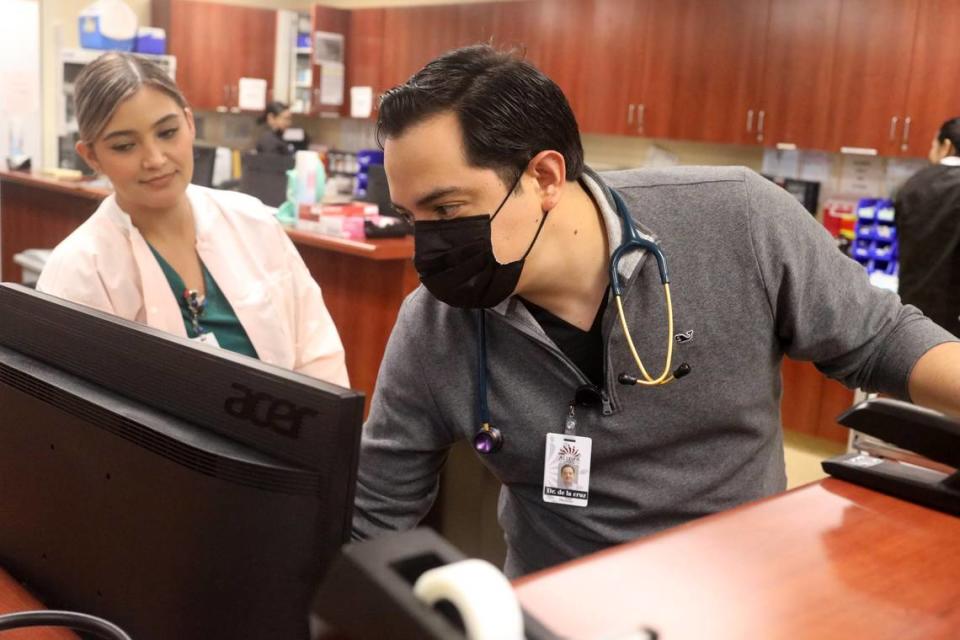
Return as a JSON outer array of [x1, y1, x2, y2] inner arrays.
[[542, 432, 592, 507], [191, 332, 221, 348]]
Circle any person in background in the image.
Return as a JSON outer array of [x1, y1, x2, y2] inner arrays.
[[256, 101, 301, 155], [894, 117, 960, 336], [352, 45, 960, 578], [37, 53, 349, 387]]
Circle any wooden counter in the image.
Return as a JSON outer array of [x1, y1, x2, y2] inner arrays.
[[0, 170, 418, 416], [515, 478, 960, 639], [0, 567, 79, 639], [0, 170, 852, 439]]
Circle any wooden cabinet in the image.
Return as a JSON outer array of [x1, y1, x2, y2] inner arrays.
[[168, 0, 276, 112], [757, 0, 842, 150], [345, 8, 385, 117], [574, 0, 652, 136], [901, 0, 960, 157], [827, 0, 920, 155], [639, 0, 770, 144], [379, 5, 464, 92]]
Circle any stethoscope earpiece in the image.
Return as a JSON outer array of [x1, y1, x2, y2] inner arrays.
[[618, 362, 690, 386], [473, 423, 503, 454]]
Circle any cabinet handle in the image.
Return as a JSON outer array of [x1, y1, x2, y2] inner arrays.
[[746, 109, 754, 133], [627, 104, 635, 125], [637, 104, 645, 134], [757, 110, 765, 143], [889, 116, 899, 142], [901, 116, 912, 151]]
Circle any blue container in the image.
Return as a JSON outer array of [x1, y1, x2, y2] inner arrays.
[[79, 15, 134, 51], [134, 27, 166, 55]]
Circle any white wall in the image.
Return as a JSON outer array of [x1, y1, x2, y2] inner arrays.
[[1, 0, 42, 167], [39, 0, 151, 169]]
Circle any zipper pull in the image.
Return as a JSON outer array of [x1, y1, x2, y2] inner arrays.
[[600, 389, 613, 416], [564, 403, 577, 435]]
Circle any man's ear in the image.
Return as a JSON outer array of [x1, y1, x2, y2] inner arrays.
[[526, 150, 567, 212], [75, 140, 101, 174]]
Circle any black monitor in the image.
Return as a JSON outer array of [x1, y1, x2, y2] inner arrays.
[[240, 152, 295, 207], [0, 284, 364, 640], [191, 143, 217, 187]]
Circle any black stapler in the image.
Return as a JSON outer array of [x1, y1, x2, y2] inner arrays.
[[822, 398, 960, 516]]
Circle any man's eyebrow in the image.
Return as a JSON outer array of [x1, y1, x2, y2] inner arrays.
[[415, 187, 465, 209], [102, 113, 179, 141]]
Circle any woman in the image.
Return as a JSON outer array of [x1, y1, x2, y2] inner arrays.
[[37, 52, 349, 387], [255, 101, 298, 155], [895, 116, 960, 336]]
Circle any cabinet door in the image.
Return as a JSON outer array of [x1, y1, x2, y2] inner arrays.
[[380, 5, 463, 91], [759, 0, 842, 150], [169, 1, 229, 110], [456, 0, 536, 49], [345, 9, 385, 118], [901, 0, 960, 157], [827, 0, 920, 154], [640, 0, 770, 143], [312, 6, 349, 116], [576, 0, 652, 136], [169, 1, 276, 112]]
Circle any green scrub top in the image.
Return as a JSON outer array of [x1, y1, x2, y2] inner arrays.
[[148, 245, 259, 360]]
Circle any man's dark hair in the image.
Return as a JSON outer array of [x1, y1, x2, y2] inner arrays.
[[377, 44, 585, 189], [937, 117, 960, 153]]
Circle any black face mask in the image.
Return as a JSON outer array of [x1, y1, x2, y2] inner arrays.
[[413, 178, 549, 308]]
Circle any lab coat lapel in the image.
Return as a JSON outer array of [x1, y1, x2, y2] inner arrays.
[[188, 187, 291, 368], [103, 197, 187, 337]]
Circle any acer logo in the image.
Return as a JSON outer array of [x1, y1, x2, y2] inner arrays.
[[223, 383, 317, 439]]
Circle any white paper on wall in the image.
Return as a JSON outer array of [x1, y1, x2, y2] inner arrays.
[[350, 86, 373, 118], [320, 62, 345, 106], [238, 77, 268, 112]]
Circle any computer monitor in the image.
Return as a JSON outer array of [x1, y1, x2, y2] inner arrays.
[[240, 152, 295, 207], [191, 143, 217, 188], [0, 284, 364, 640]]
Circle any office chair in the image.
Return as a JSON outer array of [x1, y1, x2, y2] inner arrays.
[[191, 144, 217, 188], [240, 152, 295, 207]]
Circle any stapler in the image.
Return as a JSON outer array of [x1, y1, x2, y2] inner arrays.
[[822, 398, 960, 516]]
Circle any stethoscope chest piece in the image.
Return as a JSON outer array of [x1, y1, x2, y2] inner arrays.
[[473, 423, 503, 454]]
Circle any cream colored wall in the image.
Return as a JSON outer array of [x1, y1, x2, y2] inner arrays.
[[39, 0, 150, 168]]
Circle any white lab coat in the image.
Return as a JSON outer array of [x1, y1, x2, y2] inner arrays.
[[37, 184, 349, 387]]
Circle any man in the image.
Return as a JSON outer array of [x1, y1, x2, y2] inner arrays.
[[895, 117, 960, 336], [353, 45, 960, 577]]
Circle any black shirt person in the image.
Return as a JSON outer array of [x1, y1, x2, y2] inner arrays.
[[895, 117, 960, 335], [255, 101, 296, 155]]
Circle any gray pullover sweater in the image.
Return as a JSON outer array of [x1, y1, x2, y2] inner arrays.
[[352, 166, 955, 577]]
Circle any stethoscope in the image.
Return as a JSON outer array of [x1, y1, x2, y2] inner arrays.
[[473, 188, 691, 455]]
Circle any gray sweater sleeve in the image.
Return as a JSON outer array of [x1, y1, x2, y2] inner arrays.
[[351, 291, 458, 540], [743, 170, 957, 398]]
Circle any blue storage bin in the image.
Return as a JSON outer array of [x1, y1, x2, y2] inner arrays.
[[78, 1, 138, 52], [134, 27, 166, 55]]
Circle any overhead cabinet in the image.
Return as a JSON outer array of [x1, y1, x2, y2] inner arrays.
[[168, 0, 276, 112], [160, 0, 960, 158]]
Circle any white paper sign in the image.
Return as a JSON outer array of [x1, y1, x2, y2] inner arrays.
[[798, 151, 833, 185], [320, 62, 345, 106], [350, 86, 374, 118], [238, 77, 267, 112]]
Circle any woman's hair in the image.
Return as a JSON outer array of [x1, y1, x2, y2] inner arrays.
[[937, 117, 960, 154], [74, 52, 188, 144], [258, 101, 289, 125]]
